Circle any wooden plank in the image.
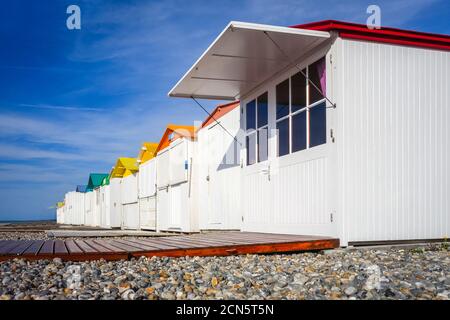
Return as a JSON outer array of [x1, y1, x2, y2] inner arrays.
[[23, 240, 45, 256], [190, 234, 268, 244], [0, 240, 14, 251], [65, 239, 84, 254], [84, 239, 114, 253], [38, 240, 55, 255], [116, 239, 162, 251], [204, 233, 307, 243], [194, 234, 279, 244], [107, 240, 143, 252], [134, 238, 183, 250], [154, 237, 210, 248], [54, 240, 68, 255], [91, 239, 127, 253], [173, 235, 245, 246], [75, 240, 99, 253], [0, 241, 26, 255], [0, 240, 17, 254], [7, 240, 34, 255]]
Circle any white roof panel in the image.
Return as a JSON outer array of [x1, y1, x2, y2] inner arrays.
[[169, 21, 330, 100]]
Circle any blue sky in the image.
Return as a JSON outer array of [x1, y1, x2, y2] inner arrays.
[[0, 0, 448, 221]]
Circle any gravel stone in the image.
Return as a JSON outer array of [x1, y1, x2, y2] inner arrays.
[[0, 231, 448, 300]]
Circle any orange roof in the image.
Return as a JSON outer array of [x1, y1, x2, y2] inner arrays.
[[200, 101, 240, 129], [137, 142, 158, 165], [155, 124, 197, 154]]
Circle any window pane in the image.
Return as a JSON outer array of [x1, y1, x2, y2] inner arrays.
[[276, 79, 289, 120], [277, 118, 289, 157], [257, 92, 268, 128], [309, 57, 326, 104], [246, 100, 256, 131], [309, 102, 327, 148], [292, 111, 307, 152], [291, 69, 306, 113], [258, 128, 268, 162], [246, 133, 256, 165]]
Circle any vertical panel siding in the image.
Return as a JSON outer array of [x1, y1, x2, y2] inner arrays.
[[197, 107, 242, 230], [339, 39, 450, 243], [243, 155, 332, 235], [109, 179, 122, 228], [139, 158, 157, 198]]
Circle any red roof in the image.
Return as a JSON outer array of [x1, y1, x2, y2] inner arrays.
[[200, 101, 240, 129], [292, 20, 450, 51]]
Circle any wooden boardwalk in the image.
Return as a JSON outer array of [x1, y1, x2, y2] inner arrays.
[[0, 232, 339, 261]]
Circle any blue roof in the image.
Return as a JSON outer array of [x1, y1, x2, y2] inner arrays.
[[76, 185, 87, 193]]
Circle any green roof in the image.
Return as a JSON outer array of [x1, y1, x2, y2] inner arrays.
[[86, 173, 109, 191], [101, 175, 110, 186]]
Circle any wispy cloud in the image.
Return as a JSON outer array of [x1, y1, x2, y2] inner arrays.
[[18, 103, 101, 112]]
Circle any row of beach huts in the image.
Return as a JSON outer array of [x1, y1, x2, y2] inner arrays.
[[56, 101, 242, 234], [56, 20, 450, 246]]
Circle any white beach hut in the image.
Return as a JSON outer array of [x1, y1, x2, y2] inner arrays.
[[196, 101, 243, 231], [110, 158, 140, 230], [156, 125, 198, 233], [137, 142, 159, 230], [169, 20, 450, 246], [56, 201, 65, 224], [84, 174, 109, 227]]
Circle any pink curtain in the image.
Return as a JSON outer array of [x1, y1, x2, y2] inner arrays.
[[316, 58, 326, 95]]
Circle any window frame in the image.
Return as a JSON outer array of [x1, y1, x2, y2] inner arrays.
[[275, 58, 327, 158], [245, 92, 269, 166]]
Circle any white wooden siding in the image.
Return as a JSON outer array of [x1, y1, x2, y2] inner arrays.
[[157, 149, 170, 188], [84, 192, 95, 227], [139, 196, 156, 230], [337, 39, 450, 244], [138, 158, 157, 198], [197, 107, 242, 230], [122, 203, 140, 230], [121, 174, 138, 204], [109, 178, 122, 228], [170, 139, 188, 185]]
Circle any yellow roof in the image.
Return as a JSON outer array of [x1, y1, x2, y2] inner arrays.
[[110, 157, 139, 178], [137, 142, 158, 165], [57, 202, 65, 208]]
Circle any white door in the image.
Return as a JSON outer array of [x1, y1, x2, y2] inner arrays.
[[122, 203, 139, 230], [207, 124, 224, 226], [139, 196, 156, 230], [157, 186, 170, 231], [169, 183, 185, 230], [241, 71, 337, 237]]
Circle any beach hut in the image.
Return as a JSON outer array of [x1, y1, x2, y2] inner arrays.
[[74, 185, 87, 225], [56, 201, 65, 224], [196, 101, 242, 231], [110, 158, 139, 229], [85, 174, 109, 227], [98, 175, 113, 228], [137, 142, 158, 230], [156, 125, 198, 233], [168, 20, 450, 246], [63, 190, 85, 225]]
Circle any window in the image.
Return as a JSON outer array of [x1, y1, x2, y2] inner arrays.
[[275, 57, 327, 157], [246, 92, 268, 165]]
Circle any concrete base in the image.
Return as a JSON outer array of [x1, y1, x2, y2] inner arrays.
[[46, 229, 175, 238]]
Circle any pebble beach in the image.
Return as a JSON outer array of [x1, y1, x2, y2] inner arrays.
[[0, 227, 448, 300]]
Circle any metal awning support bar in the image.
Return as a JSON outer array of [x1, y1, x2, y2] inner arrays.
[[191, 97, 242, 147], [263, 31, 337, 109]]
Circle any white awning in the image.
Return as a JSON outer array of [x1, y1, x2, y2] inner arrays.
[[168, 21, 330, 101]]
